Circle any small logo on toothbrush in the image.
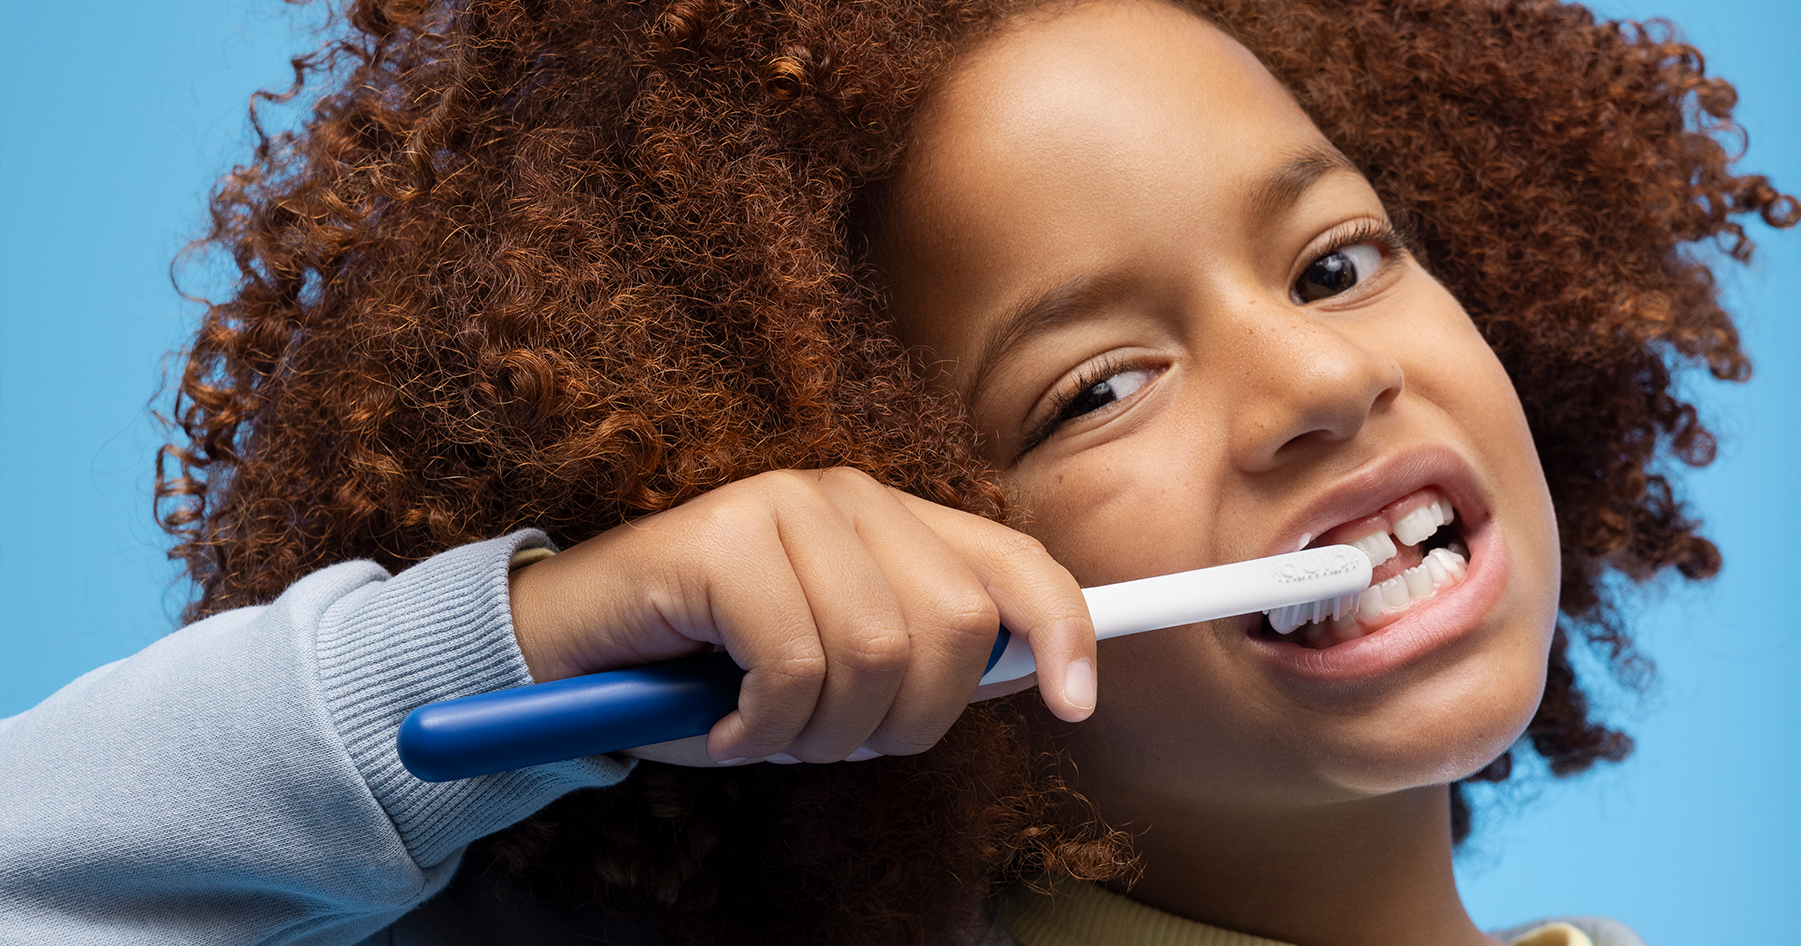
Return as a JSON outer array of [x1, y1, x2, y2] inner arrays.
[[1271, 546, 1363, 583]]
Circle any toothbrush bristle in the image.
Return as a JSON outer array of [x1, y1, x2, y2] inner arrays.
[[1265, 594, 1355, 636]]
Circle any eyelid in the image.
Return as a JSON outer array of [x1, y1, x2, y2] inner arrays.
[[1288, 218, 1411, 299], [1018, 355, 1160, 457]]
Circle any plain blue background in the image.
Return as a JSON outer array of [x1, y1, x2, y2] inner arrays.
[[2, 0, 1795, 939]]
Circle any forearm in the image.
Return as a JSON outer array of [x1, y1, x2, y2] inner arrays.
[[0, 532, 633, 946]]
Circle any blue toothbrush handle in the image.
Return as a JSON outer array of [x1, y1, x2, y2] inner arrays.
[[397, 629, 1014, 781]]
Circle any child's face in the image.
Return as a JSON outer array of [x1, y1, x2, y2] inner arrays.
[[879, 0, 1562, 808]]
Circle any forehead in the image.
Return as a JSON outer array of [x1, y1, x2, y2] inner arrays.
[[885, 0, 1331, 283], [920, 1, 1305, 158]]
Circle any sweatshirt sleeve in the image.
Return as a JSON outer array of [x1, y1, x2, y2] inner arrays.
[[0, 531, 635, 946]]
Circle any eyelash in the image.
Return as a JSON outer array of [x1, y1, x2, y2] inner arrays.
[[1020, 354, 1140, 455], [1293, 218, 1412, 299]]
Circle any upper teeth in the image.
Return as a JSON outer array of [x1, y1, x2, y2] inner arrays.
[[1349, 498, 1454, 567], [1265, 497, 1465, 638], [1265, 542, 1468, 636], [1394, 499, 1454, 546], [1348, 531, 1398, 568]]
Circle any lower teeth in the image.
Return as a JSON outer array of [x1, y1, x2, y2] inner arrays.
[[1282, 545, 1468, 642]]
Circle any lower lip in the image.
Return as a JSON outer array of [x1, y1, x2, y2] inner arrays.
[[1244, 519, 1507, 683]]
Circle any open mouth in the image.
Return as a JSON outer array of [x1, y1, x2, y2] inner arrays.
[[1260, 487, 1469, 649]]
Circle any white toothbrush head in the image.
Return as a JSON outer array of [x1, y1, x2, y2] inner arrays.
[[978, 545, 1372, 686]]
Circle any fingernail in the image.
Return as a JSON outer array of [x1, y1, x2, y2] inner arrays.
[[844, 746, 884, 762], [715, 758, 750, 766], [766, 752, 804, 765], [1064, 658, 1096, 715]]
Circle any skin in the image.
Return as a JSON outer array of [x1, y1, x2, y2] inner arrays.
[[509, 466, 1100, 764], [876, 2, 1562, 944], [510, 0, 1562, 942]]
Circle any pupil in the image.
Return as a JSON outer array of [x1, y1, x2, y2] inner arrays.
[[1297, 251, 1357, 301], [1064, 379, 1116, 419]]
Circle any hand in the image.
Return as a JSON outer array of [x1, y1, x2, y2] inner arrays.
[[506, 468, 1097, 767]]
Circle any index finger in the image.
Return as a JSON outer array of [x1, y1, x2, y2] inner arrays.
[[889, 492, 1097, 722]]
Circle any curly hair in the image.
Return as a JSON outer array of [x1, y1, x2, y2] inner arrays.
[[159, 0, 1795, 942]]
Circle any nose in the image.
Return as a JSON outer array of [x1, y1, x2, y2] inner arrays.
[[1221, 309, 1403, 473]]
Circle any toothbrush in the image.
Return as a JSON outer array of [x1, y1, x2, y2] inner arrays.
[[397, 544, 1371, 781]]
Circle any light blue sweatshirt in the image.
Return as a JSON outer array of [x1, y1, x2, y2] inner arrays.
[[0, 532, 633, 946]]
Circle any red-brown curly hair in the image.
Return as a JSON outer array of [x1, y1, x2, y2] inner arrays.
[[159, 0, 1796, 942]]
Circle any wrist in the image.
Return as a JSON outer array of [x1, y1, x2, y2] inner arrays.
[[507, 545, 563, 683]]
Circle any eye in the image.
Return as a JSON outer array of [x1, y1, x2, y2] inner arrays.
[[1055, 364, 1158, 425], [1292, 241, 1385, 304], [1018, 359, 1163, 456]]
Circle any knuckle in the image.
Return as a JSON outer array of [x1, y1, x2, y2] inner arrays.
[[1036, 601, 1097, 642], [936, 590, 1001, 639], [1051, 593, 1097, 627], [749, 468, 808, 487], [776, 474, 826, 509], [992, 529, 1051, 564], [837, 619, 910, 676], [692, 493, 769, 543], [759, 646, 829, 690], [748, 469, 823, 507], [816, 466, 869, 488], [816, 467, 885, 504]]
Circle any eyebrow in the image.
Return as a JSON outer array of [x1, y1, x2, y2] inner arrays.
[[961, 144, 1361, 406], [963, 270, 1139, 407], [1246, 145, 1361, 223]]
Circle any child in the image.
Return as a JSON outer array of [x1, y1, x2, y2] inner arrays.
[[2, 1, 1792, 944]]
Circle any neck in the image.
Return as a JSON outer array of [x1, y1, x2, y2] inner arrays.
[[1098, 785, 1499, 946]]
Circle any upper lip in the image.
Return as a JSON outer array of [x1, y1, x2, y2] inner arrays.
[[1262, 444, 1489, 561]]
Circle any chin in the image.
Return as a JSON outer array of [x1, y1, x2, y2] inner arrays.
[[1309, 636, 1551, 798]]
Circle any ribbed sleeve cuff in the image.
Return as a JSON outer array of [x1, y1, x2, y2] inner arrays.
[[314, 531, 635, 868]]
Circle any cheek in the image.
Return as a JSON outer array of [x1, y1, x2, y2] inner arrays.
[[1396, 299, 1561, 594], [1399, 301, 1540, 475], [1054, 625, 1337, 804], [1428, 326, 1560, 593], [1009, 442, 1232, 587], [1383, 316, 1562, 785]]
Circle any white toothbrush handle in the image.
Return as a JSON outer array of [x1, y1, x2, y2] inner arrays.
[[977, 544, 1371, 686]]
